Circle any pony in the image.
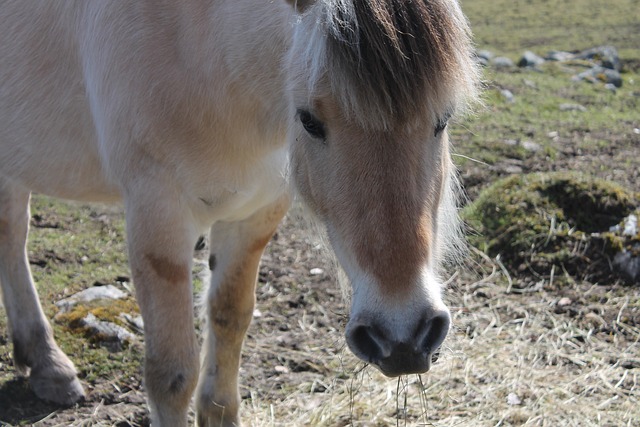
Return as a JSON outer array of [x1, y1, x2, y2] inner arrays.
[[0, 0, 478, 425]]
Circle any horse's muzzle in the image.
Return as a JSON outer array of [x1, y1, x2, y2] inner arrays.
[[345, 309, 451, 377]]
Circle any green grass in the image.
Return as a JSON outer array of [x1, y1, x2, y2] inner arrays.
[[462, 0, 640, 59], [28, 197, 129, 306], [452, 63, 639, 168], [451, 0, 640, 171]]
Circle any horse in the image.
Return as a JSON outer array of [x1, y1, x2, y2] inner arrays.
[[0, 0, 478, 425]]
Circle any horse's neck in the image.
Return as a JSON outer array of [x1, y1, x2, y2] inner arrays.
[[166, 0, 294, 103]]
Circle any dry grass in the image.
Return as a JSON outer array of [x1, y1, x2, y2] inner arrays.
[[235, 248, 640, 427]]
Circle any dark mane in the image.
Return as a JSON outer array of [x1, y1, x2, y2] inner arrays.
[[321, 0, 478, 129]]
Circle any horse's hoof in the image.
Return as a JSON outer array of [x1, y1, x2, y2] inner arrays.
[[30, 371, 85, 405]]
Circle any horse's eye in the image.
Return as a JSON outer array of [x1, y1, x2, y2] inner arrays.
[[434, 111, 453, 136], [434, 118, 448, 136], [298, 109, 326, 140]]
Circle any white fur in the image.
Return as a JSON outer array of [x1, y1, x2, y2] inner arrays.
[[0, 1, 477, 425]]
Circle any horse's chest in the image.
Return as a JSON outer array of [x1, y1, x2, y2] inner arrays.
[[188, 146, 288, 225]]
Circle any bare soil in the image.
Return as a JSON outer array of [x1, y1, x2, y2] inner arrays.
[[1, 124, 638, 425], [1, 33, 640, 427]]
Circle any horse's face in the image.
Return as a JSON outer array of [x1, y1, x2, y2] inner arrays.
[[284, 0, 479, 378], [288, 93, 453, 376]]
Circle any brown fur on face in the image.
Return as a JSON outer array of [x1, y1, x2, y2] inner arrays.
[[291, 98, 448, 296], [332, 127, 446, 294]]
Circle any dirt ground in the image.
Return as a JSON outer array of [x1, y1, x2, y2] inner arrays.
[[1, 33, 640, 427], [1, 122, 638, 426]]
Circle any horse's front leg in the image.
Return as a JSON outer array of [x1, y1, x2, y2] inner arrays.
[[125, 189, 201, 427], [196, 195, 290, 427], [0, 181, 84, 404]]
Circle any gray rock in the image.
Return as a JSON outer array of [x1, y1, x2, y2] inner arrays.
[[559, 103, 587, 112], [503, 139, 541, 152], [623, 214, 638, 236], [575, 66, 622, 87], [476, 56, 490, 67], [121, 313, 145, 335], [474, 50, 493, 67], [613, 251, 640, 284], [518, 51, 545, 68], [601, 68, 623, 87], [521, 141, 542, 152], [56, 284, 127, 312], [80, 313, 136, 352], [577, 45, 621, 71], [476, 49, 494, 61], [605, 83, 618, 93], [503, 164, 524, 174], [609, 214, 640, 284], [500, 89, 515, 103], [492, 56, 515, 69], [545, 50, 576, 62], [610, 214, 638, 236], [495, 159, 524, 174]]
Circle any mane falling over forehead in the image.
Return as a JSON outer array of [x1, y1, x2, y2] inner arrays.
[[317, 0, 479, 129]]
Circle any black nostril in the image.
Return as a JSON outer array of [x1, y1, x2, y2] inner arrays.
[[418, 311, 451, 354], [349, 325, 385, 363]]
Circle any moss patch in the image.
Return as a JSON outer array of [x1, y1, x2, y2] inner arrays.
[[55, 298, 140, 345], [463, 172, 638, 284]]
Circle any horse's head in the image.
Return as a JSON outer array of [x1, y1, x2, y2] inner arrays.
[[284, 0, 479, 376]]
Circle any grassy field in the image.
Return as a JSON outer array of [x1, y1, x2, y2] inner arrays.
[[1, 0, 639, 426]]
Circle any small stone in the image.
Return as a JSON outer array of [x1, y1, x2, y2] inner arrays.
[[576, 45, 620, 71], [492, 56, 515, 69], [507, 392, 522, 406], [253, 308, 263, 318], [502, 164, 524, 174], [500, 89, 515, 103], [605, 83, 617, 93], [613, 251, 640, 283], [575, 67, 622, 87], [121, 313, 144, 335], [600, 69, 623, 87], [518, 51, 545, 68], [81, 313, 136, 352], [547, 131, 559, 139], [622, 214, 637, 237], [559, 103, 587, 112], [475, 50, 493, 66], [521, 141, 541, 152], [545, 50, 575, 62], [309, 268, 324, 276], [56, 285, 127, 312], [274, 365, 289, 374], [475, 56, 489, 67], [476, 49, 494, 62], [558, 297, 572, 307]]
